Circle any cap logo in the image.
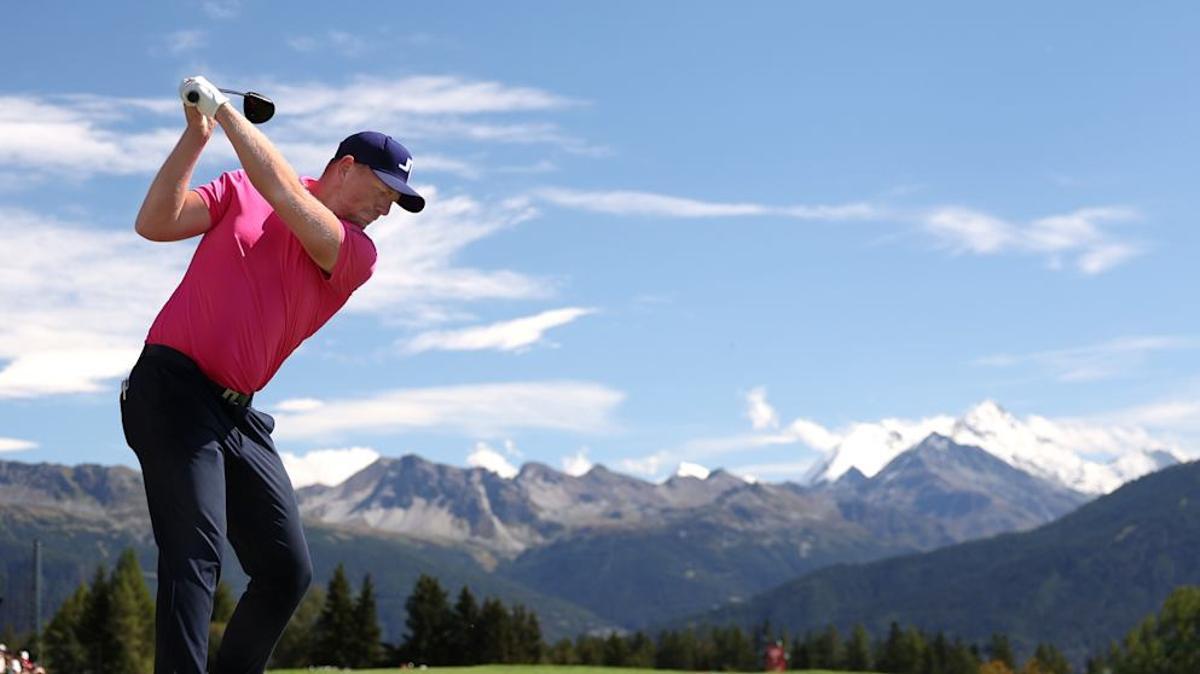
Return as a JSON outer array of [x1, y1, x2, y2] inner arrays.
[[398, 157, 413, 174]]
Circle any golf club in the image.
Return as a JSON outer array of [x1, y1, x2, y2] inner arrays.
[[185, 88, 275, 124]]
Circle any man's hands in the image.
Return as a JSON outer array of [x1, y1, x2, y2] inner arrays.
[[179, 76, 230, 119]]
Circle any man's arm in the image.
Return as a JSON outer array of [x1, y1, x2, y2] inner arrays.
[[214, 103, 344, 273], [134, 105, 215, 242]]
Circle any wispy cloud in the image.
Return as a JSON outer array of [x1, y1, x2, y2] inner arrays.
[[921, 206, 1143, 274], [534, 188, 878, 221], [400, 307, 595, 354], [201, 0, 240, 19], [164, 29, 207, 54], [1107, 397, 1200, 435], [281, 447, 380, 488], [0, 208, 187, 398], [0, 438, 37, 453], [976, 335, 1197, 382], [267, 381, 624, 442]]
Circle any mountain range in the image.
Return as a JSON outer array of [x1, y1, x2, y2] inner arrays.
[[0, 401, 1188, 651]]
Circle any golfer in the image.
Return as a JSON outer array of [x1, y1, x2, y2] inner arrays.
[[119, 76, 424, 674]]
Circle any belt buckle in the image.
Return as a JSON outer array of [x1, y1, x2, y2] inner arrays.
[[220, 388, 247, 406]]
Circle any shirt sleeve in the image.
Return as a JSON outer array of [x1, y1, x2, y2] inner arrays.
[[191, 170, 244, 227], [325, 223, 378, 293]]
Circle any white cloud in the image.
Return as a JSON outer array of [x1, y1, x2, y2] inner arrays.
[[401, 307, 595, 354], [269, 381, 624, 442], [467, 441, 519, 478], [561, 448, 594, 476], [535, 188, 877, 221], [745, 387, 779, 430], [619, 451, 672, 480], [0, 438, 36, 453], [165, 30, 207, 54], [0, 96, 183, 177], [281, 446, 380, 488], [921, 206, 1143, 274], [0, 209, 187, 398], [275, 398, 325, 413], [976, 335, 1196, 382], [344, 192, 551, 325], [1108, 398, 1200, 436], [201, 0, 240, 19]]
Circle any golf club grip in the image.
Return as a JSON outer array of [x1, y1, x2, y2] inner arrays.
[[186, 91, 199, 103]]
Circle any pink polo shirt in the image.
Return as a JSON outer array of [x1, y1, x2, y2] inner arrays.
[[146, 170, 377, 393]]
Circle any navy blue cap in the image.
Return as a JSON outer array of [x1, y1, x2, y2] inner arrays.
[[335, 131, 425, 213]]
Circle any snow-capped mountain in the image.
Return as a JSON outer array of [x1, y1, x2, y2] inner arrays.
[[806, 401, 1185, 494]]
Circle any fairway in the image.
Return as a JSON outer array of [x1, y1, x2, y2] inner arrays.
[[267, 662, 878, 666]]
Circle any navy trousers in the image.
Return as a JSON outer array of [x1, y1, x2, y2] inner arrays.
[[120, 344, 312, 674]]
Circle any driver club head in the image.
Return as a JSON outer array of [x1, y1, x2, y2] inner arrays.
[[185, 86, 276, 124], [239, 91, 275, 125]]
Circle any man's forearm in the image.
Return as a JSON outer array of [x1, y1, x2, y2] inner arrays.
[[134, 128, 208, 236], [214, 103, 344, 270]]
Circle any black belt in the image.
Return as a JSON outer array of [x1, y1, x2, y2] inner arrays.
[[142, 344, 254, 408]]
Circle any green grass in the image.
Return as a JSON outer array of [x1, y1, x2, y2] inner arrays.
[[267, 662, 878, 666]]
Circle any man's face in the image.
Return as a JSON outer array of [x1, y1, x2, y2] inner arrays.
[[337, 160, 402, 227]]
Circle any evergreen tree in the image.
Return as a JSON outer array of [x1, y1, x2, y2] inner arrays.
[[402, 574, 453, 665], [656, 629, 694, 671], [80, 565, 113, 674], [269, 585, 325, 668], [811, 624, 843, 669], [789, 630, 811, 669], [989, 633, 1017, 670], [945, 638, 981, 674], [845, 624, 873, 671], [108, 549, 154, 674], [548, 637, 578, 665], [1030, 643, 1071, 674], [627, 631, 656, 669], [450, 586, 481, 665], [574, 634, 604, 665], [42, 584, 90, 674], [352, 574, 384, 668], [314, 564, 358, 667], [510, 603, 543, 663], [602, 632, 629, 666], [477, 596, 512, 664], [1111, 585, 1200, 674]]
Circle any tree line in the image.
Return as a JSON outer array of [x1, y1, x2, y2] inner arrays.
[[30, 548, 1200, 674]]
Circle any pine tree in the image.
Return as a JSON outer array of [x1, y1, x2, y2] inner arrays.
[[314, 564, 357, 667], [352, 574, 384, 668], [450, 586, 481, 665], [269, 585, 325, 668], [403, 574, 453, 665], [1030, 643, 1071, 674], [42, 584, 90, 674], [989, 633, 1017, 670], [477, 597, 511, 664], [845, 624, 873, 671], [510, 603, 543, 663], [108, 549, 154, 674], [627, 631, 656, 668], [80, 565, 113, 674]]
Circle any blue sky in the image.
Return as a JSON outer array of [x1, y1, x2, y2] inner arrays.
[[1, 1, 1198, 485]]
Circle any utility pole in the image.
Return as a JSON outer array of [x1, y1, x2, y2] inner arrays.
[[32, 539, 42, 660]]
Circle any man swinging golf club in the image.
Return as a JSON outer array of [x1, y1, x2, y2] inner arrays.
[[120, 75, 424, 673]]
